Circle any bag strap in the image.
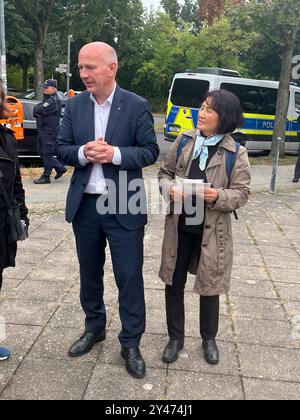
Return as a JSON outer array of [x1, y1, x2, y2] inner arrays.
[[225, 142, 241, 221], [226, 142, 240, 183], [176, 135, 192, 163]]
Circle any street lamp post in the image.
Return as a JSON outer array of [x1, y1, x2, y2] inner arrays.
[[66, 34, 73, 93], [0, 0, 7, 93]]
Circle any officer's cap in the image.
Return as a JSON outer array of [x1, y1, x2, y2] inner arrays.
[[43, 79, 58, 89]]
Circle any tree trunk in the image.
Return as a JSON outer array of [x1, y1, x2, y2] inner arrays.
[[271, 40, 295, 157], [34, 41, 44, 100]]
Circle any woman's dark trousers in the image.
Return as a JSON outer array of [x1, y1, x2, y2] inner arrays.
[[165, 230, 219, 341]]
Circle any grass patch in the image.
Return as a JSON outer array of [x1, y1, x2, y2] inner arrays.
[[154, 123, 164, 132], [20, 166, 73, 179], [249, 155, 297, 166]]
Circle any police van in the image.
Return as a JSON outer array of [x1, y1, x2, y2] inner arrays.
[[164, 68, 300, 152]]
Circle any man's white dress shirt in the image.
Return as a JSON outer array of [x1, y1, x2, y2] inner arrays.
[[78, 85, 121, 194]]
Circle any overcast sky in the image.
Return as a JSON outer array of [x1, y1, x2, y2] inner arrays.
[[142, 0, 161, 10]]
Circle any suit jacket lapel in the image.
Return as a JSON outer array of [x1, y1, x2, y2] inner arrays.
[[105, 85, 124, 144], [86, 96, 95, 143]]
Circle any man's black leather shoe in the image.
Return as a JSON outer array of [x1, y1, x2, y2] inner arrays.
[[33, 176, 51, 185], [121, 348, 146, 379], [162, 339, 184, 364], [292, 178, 299, 183], [55, 167, 67, 180], [202, 339, 219, 365], [69, 330, 106, 357]]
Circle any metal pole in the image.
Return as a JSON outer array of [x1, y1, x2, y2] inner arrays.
[[0, 0, 7, 93], [270, 137, 283, 194], [66, 34, 72, 93]]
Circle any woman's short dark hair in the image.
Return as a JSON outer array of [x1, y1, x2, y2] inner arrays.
[[202, 89, 244, 134]]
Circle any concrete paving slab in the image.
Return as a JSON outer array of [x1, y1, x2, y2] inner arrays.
[[282, 301, 300, 321], [1, 358, 95, 400], [0, 298, 58, 326], [258, 245, 297, 257], [234, 318, 298, 348], [231, 265, 270, 281], [0, 324, 42, 393], [3, 263, 35, 280], [230, 278, 277, 299], [244, 378, 300, 400], [85, 365, 167, 400], [232, 252, 265, 267], [230, 296, 287, 321], [275, 282, 300, 302], [10, 279, 70, 304], [27, 262, 79, 283], [49, 302, 90, 329], [166, 371, 244, 400], [263, 255, 300, 270], [238, 343, 300, 382], [269, 268, 300, 284]]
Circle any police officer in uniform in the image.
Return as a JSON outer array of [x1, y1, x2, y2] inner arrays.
[[33, 79, 67, 184]]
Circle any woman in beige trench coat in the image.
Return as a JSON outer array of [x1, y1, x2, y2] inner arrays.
[[158, 89, 251, 365]]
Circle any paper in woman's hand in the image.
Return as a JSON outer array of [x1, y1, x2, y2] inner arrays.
[[175, 176, 211, 196]]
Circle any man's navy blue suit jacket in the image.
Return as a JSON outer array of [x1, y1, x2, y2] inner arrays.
[[57, 86, 159, 230]]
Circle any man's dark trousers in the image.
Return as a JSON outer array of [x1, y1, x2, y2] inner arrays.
[[72, 195, 146, 349]]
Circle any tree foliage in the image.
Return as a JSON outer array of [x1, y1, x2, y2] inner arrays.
[[229, 0, 300, 154], [4, 0, 300, 125], [198, 0, 244, 25]]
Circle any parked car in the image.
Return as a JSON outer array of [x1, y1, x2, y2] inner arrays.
[[65, 90, 83, 96], [17, 98, 39, 159], [18, 89, 68, 106]]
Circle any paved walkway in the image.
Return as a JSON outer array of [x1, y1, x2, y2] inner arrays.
[[0, 164, 300, 400]]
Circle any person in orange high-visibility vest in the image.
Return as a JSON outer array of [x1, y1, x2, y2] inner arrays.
[[68, 89, 75, 98]]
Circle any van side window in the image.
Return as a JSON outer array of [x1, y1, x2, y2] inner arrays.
[[257, 87, 278, 115], [221, 83, 259, 113], [221, 83, 278, 115], [295, 92, 300, 114], [171, 79, 210, 109]]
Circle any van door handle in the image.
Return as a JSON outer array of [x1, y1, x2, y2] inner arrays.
[[186, 116, 193, 120]]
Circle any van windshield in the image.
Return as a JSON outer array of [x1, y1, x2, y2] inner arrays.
[[171, 79, 210, 109]]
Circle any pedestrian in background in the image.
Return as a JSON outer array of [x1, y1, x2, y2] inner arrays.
[[68, 89, 76, 98], [0, 82, 29, 361], [158, 90, 251, 366], [33, 79, 67, 184]]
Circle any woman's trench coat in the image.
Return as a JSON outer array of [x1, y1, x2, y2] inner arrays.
[[158, 129, 251, 296]]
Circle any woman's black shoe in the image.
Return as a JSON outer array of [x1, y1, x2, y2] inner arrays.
[[162, 338, 184, 364], [202, 339, 219, 365]]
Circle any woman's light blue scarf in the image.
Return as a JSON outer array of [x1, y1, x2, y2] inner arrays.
[[193, 133, 224, 171]]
